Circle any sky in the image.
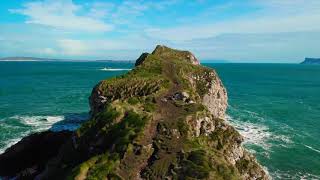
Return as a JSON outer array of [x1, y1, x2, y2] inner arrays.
[[0, 0, 319, 63]]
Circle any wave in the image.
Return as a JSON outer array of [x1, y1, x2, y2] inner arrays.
[[0, 137, 26, 154], [304, 144, 320, 154], [0, 115, 63, 153], [11, 115, 65, 132], [100, 68, 132, 71], [225, 115, 272, 151], [0, 114, 87, 153], [272, 170, 320, 180], [225, 112, 293, 153]]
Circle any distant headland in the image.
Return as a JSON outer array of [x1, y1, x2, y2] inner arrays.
[[300, 58, 320, 65]]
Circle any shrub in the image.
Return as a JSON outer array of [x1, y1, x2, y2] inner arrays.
[[144, 103, 156, 112], [128, 97, 140, 105]]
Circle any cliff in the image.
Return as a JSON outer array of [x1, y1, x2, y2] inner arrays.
[[301, 58, 320, 64], [0, 45, 268, 179]]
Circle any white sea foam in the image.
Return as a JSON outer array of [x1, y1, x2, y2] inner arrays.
[[11, 115, 64, 132], [273, 170, 320, 180], [225, 113, 293, 153], [100, 68, 132, 71], [0, 114, 86, 153], [304, 144, 320, 154], [0, 115, 65, 152], [0, 137, 26, 154], [226, 115, 272, 150]]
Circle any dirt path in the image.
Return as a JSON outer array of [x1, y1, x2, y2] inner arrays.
[[117, 59, 187, 179]]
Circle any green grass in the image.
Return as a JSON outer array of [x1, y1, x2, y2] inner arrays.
[[69, 153, 120, 180], [70, 110, 150, 178], [86, 153, 120, 180], [143, 102, 156, 112], [177, 118, 189, 136], [76, 106, 120, 136], [127, 97, 140, 105]]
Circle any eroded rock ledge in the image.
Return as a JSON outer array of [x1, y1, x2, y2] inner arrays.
[[0, 45, 268, 180]]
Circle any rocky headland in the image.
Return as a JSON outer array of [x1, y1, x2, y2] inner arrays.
[[0, 45, 268, 179], [300, 58, 320, 65]]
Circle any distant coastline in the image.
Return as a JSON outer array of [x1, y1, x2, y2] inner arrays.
[[300, 58, 320, 65], [0, 57, 63, 61], [201, 59, 231, 63], [0, 56, 134, 63]]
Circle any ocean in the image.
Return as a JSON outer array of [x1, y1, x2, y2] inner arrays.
[[0, 61, 319, 179]]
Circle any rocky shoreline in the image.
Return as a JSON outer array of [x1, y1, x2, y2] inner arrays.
[[0, 130, 72, 179], [0, 45, 269, 179]]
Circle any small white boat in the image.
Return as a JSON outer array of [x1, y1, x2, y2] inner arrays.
[[100, 67, 132, 71]]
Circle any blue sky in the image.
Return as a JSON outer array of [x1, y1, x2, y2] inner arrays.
[[0, 0, 319, 62]]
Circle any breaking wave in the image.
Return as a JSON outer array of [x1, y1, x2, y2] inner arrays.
[[226, 115, 272, 150], [11, 115, 65, 132], [0, 114, 87, 153], [272, 170, 320, 180], [225, 107, 293, 154]]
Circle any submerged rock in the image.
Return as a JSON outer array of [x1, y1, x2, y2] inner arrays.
[[0, 45, 268, 180]]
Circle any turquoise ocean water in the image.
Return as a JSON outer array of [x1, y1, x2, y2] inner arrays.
[[0, 61, 319, 179]]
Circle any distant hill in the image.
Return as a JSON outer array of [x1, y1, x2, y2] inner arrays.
[[95, 60, 134, 63], [0, 57, 58, 61], [301, 58, 320, 65]]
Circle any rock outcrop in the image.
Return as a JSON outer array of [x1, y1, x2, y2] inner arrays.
[[300, 58, 320, 64], [0, 45, 268, 180], [0, 130, 72, 179]]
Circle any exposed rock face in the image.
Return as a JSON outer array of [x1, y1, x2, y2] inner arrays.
[[135, 53, 150, 66], [188, 70, 228, 119], [202, 77, 228, 119], [0, 130, 72, 179], [0, 45, 268, 180]]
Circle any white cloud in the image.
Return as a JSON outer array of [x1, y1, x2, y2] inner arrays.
[[58, 39, 89, 56], [145, 0, 320, 41], [87, 2, 115, 19], [176, 32, 320, 62], [256, 0, 320, 11], [146, 14, 320, 41], [10, 0, 179, 32], [108, 0, 179, 25], [3, 0, 320, 62], [43, 48, 57, 55], [56, 34, 162, 58], [10, 0, 113, 32]]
